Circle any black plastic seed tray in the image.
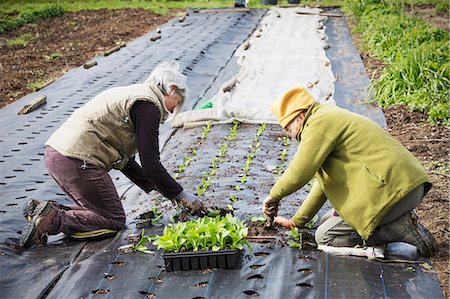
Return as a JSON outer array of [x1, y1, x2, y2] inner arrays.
[[163, 249, 242, 272]]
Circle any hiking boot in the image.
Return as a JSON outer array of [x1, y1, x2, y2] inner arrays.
[[368, 210, 437, 257], [23, 199, 61, 222], [20, 201, 55, 249]]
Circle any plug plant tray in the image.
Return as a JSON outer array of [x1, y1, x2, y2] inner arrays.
[[163, 249, 242, 272]]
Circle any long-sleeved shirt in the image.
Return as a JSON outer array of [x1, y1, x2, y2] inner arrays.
[[121, 101, 182, 198], [270, 103, 431, 239]]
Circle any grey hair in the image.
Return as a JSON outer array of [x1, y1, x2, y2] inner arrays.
[[144, 61, 187, 116]]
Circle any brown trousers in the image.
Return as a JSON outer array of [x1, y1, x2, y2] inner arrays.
[[44, 146, 126, 235]]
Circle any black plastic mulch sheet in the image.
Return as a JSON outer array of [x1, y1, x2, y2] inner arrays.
[[0, 8, 443, 299]]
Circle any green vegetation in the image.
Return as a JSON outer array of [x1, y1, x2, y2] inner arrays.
[[0, 4, 64, 33], [4, 32, 34, 47], [26, 80, 47, 92], [343, 0, 449, 125], [152, 214, 252, 252], [286, 227, 302, 248], [0, 1, 235, 15]]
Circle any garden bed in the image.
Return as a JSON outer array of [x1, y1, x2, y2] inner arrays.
[[0, 5, 448, 297]]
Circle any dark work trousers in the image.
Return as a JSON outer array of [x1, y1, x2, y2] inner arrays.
[[44, 146, 126, 235]]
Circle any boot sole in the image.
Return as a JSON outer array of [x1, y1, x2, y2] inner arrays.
[[68, 229, 118, 241]]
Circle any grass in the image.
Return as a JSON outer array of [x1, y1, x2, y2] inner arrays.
[[26, 80, 47, 92], [0, 1, 235, 14], [343, 0, 449, 125], [4, 32, 34, 46]]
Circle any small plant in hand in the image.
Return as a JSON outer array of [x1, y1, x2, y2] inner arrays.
[[304, 214, 318, 229], [286, 227, 302, 249], [152, 214, 252, 253], [132, 229, 156, 254], [250, 215, 266, 223]]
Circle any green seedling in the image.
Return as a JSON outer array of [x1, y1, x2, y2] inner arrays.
[[201, 121, 212, 139], [152, 214, 252, 252], [227, 204, 234, 211], [211, 157, 218, 169], [250, 215, 266, 223], [191, 148, 197, 155], [286, 227, 302, 249], [219, 143, 228, 158], [240, 174, 247, 183], [256, 122, 267, 136], [133, 229, 158, 254], [5, 33, 34, 47], [207, 208, 222, 217], [46, 52, 62, 60], [197, 177, 212, 196], [234, 184, 241, 191], [282, 136, 290, 146], [177, 154, 193, 173], [229, 193, 238, 202], [304, 214, 318, 229], [280, 149, 288, 161]]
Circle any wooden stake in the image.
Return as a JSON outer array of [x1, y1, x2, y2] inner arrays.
[[83, 61, 97, 69], [18, 94, 47, 115], [104, 45, 122, 56], [150, 34, 161, 42], [296, 11, 341, 17]]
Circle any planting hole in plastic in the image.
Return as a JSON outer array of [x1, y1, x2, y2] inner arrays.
[[92, 289, 110, 294], [249, 264, 265, 269], [103, 274, 116, 280], [243, 290, 260, 296], [254, 252, 270, 256], [148, 277, 163, 283], [194, 281, 209, 287], [296, 283, 313, 289], [247, 274, 264, 280], [111, 261, 127, 266], [298, 268, 312, 273], [139, 291, 156, 298]]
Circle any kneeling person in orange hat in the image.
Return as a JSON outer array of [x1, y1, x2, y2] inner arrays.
[[263, 86, 437, 257]]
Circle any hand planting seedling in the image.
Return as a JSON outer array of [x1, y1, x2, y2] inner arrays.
[[152, 214, 252, 252]]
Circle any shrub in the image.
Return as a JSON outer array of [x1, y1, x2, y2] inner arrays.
[[0, 4, 64, 33]]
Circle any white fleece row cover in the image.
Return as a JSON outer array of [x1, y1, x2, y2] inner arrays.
[[172, 7, 336, 128]]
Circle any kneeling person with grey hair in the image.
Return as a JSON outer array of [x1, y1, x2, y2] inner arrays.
[[21, 62, 205, 248]]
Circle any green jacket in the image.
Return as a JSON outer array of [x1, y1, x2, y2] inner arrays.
[[269, 103, 431, 239]]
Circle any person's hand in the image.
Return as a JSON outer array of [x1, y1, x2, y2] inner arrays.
[[172, 191, 205, 216], [262, 195, 279, 227], [274, 216, 296, 228]]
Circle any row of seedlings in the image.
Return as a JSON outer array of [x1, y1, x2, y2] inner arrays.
[[272, 135, 290, 182], [196, 120, 240, 203], [174, 121, 212, 179], [229, 122, 267, 209]]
